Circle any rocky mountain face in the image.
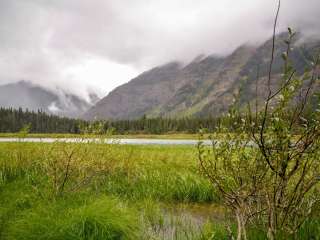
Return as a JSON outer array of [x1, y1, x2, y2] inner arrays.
[[84, 62, 181, 120], [0, 81, 98, 118], [84, 33, 320, 120]]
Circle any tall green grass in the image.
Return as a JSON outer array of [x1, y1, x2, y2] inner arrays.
[[0, 142, 319, 239], [0, 143, 218, 239], [0, 143, 216, 202], [4, 196, 140, 240], [102, 166, 216, 202]]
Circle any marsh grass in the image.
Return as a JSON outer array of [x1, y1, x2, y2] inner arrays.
[[0, 142, 319, 239], [0, 142, 219, 239], [5, 196, 140, 240]]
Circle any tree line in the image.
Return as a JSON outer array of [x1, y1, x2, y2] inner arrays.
[[0, 107, 231, 134], [0, 107, 83, 133]]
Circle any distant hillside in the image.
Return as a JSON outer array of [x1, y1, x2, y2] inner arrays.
[[0, 81, 99, 118], [84, 33, 320, 120]]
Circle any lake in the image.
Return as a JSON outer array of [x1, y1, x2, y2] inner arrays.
[[0, 137, 212, 145]]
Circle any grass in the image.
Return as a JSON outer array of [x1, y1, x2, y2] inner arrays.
[[5, 196, 140, 240], [0, 141, 319, 239], [0, 142, 220, 240]]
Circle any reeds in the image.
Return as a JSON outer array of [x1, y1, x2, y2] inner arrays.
[[0, 142, 318, 239]]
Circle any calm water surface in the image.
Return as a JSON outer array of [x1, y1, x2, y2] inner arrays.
[[0, 137, 212, 145]]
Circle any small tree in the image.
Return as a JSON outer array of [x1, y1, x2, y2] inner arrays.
[[247, 24, 320, 240], [198, 128, 267, 240], [18, 124, 31, 140], [198, 88, 269, 240], [198, 1, 320, 239], [40, 122, 117, 197]]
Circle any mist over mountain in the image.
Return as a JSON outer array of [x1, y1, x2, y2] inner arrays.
[[0, 0, 319, 96], [2, 32, 317, 121], [84, 33, 320, 120], [0, 81, 99, 118]]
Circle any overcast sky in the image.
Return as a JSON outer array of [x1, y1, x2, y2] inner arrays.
[[0, 0, 319, 100]]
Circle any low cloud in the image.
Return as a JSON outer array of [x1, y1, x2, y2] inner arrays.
[[0, 0, 319, 97]]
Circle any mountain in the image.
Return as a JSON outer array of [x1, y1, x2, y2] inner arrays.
[[84, 33, 320, 120], [0, 81, 98, 118], [84, 62, 182, 120]]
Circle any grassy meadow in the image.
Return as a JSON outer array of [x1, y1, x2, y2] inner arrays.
[[0, 140, 319, 239]]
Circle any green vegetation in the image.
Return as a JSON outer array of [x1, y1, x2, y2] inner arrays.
[[197, 22, 320, 239], [0, 107, 84, 133], [1, 3, 320, 240], [0, 141, 221, 240], [0, 107, 225, 135], [1, 140, 319, 239]]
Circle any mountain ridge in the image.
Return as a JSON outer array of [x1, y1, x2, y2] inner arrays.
[[85, 33, 320, 120], [0, 80, 99, 118]]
